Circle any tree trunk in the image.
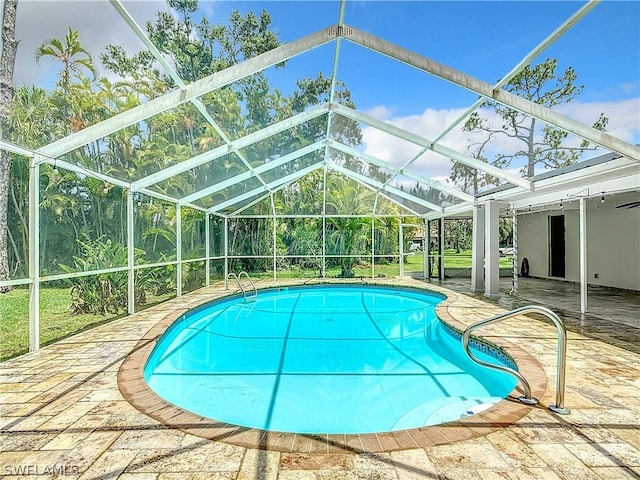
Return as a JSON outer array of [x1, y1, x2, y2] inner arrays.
[[0, 0, 19, 293]]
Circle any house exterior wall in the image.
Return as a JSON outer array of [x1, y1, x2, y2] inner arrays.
[[517, 194, 640, 291]]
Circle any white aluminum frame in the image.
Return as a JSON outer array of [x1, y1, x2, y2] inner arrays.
[[4, 0, 639, 352]]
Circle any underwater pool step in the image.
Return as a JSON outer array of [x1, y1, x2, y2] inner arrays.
[[391, 397, 501, 430]]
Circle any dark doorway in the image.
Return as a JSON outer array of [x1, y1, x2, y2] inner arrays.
[[549, 215, 565, 278]]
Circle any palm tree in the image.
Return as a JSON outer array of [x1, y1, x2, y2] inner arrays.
[[325, 175, 373, 277], [35, 27, 96, 91], [0, 0, 19, 292]]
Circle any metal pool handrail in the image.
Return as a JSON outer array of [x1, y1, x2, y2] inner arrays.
[[226, 271, 257, 300], [462, 305, 570, 415], [238, 271, 257, 299]]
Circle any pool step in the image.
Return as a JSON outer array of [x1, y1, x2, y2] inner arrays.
[[391, 397, 500, 430]]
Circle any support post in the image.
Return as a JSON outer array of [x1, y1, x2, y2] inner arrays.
[[510, 205, 518, 295], [28, 157, 40, 351], [438, 218, 444, 280], [399, 221, 404, 277], [176, 205, 182, 297], [484, 200, 500, 298], [371, 216, 375, 278], [224, 217, 229, 288], [322, 165, 327, 278], [422, 218, 428, 280], [205, 213, 210, 287], [127, 189, 135, 314], [271, 194, 277, 281], [427, 220, 433, 278], [579, 197, 587, 313], [471, 204, 485, 293]]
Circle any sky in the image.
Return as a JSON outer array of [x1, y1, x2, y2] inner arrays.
[[11, 0, 640, 186]]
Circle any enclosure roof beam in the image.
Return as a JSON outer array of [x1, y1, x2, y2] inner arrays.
[[230, 174, 320, 216], [179, 140, 325, 205], [322, 1, 347, 170], [495, 156, 640, 204], [110, 0, 271, 192], [229, 191, 275, 216], [37, 157, 212, 210], [327, 139, 475, 203], [14, 143, 210, 210], [0, 139, 34, 158], [332, 103, 532, 190], [209, 162, 324, 213], [37, 26, 337, 159], [423, 202, 479, 220], [133, 105, 329, 190], [511, 174, 640, 210], [327, 161, 442, 212], [351, 183, 423, 217], [403, 1, 600, 174], [342, 24, 640, 162]]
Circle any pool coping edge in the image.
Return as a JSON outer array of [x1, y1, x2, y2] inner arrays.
[[117, 280, 548, 453]]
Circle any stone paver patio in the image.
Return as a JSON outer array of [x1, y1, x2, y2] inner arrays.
[[2, 278, 639, 479]]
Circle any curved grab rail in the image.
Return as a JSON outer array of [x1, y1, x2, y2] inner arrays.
[[462, 305, 570, 415], [238, 271, 257, 298], [226, 272, 257, 300], [226, 272, 242, 294]]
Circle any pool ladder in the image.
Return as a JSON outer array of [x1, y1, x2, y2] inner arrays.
[[226, 271, 257, 301], [461, 305, 570, 415]]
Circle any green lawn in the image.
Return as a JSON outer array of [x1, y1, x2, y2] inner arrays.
[[0, 287, 173, 362]]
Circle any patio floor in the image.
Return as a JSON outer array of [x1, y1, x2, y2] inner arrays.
[[1, 278, 639, 479]]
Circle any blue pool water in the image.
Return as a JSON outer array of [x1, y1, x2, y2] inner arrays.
[[144, 285, 517, 434]]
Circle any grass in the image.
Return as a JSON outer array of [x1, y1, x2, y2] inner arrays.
[[442, 250, 514, 269], [0, 287, 174, 362]]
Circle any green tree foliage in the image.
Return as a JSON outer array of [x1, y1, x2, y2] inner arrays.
[[0, 0, 18, 292], [453, 58, 608, 193], [59, 236, 164, 314], [5, 0, 410, 304], [35, 27, 96, 90], [325, 175, 374, 277]]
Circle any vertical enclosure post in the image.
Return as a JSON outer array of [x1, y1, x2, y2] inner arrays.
[[127, 189, 135, 314], [371, 216, 375, 279], [427, 220, 433, 278], [271, 194, 277, 281], [371, 195, 378, 279], [510, 204, 518, 295], [176, 205, 182, 297], [205, 213, 210, 287], [438, 218, 444, 280], [399, 221, 404, 277], [322, 216, 326, 278], [422, 218, 428, 280], [484, 200, 500, 298], [471, 204, 485, 293], [224, 216, 229, 288], [322, 165, 327, 278], [28, 157, 40, 351], [579, 197, 587, 313]]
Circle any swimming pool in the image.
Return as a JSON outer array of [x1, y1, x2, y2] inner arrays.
[[144, 285, 518, 434]]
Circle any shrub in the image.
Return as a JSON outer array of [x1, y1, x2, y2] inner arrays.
[[59, 236, 151, 315]]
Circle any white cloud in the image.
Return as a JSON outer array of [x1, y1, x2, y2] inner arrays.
[[363, 105, 395, 121], [362, 107, 476, 180], [14, 0, 171, 86], [555, 98, 640, 144], [362, 98, 640, 185]]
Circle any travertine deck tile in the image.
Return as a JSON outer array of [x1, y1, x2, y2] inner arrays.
[[1, 278, 639, 479]]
